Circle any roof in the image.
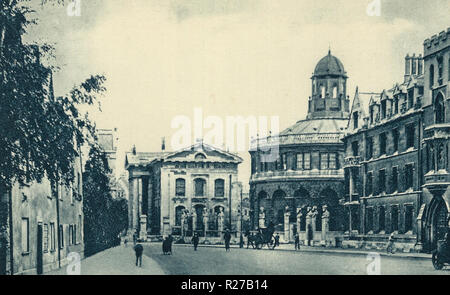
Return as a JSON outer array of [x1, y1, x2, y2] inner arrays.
[[314, 50, 347, 77], [280, 118, 348, 136], [125, 142, 243, 169]]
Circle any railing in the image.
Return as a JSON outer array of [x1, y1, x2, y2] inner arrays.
[[251, 169, 344, 180], [250, 132, 344, 148], [344, 156, 361, 168]]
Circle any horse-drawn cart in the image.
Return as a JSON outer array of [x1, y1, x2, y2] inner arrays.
[[246, 224, 277, 250]]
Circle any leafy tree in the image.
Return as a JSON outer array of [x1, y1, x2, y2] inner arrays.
[[83, 146, 128, 256], [0, 0, 106, 270]]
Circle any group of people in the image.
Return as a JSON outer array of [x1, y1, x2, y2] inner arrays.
[[192, 229, 233, 251]]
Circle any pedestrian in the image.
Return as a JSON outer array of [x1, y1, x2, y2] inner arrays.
[[192, 232, 199, 251], [224, 229, 231, 252], [294, 233, 300, 251], [134, 243, 143, 267], [387, 233, 395, 254], [133, 231, 138, 245], [168, 234, 174, 255], [275, 233, 280, 248], [124, 238, 128, 247]]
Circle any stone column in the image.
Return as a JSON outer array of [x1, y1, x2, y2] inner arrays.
[[305, 207, 312, 246], [181, 212, 186, 237], [258, 207, 266, 229], [321, 205, 330, 246], [284, 209, 291, 243], [296, 208, 302, 236], [203, 213, 208, 240], [138, 178, 147, 241]]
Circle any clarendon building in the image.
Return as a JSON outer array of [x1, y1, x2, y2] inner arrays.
[[342, 28, 450, 253], [125, 141, 243, 241], [249, 50, 349, 245]]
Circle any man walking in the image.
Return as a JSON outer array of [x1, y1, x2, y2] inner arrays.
[[224, 229, 231, 252], [294, 233, 300, 251], [134, 243, 144, 267], [192, 232, 199, 251]]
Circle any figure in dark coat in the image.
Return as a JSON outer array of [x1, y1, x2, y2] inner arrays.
[[134, 243, 143, 267], [192, 233, 199, 251], [224, 230, 232, 252], [294, 233, 300, 250]]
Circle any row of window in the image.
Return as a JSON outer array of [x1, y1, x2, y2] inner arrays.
[[365, 164, 414, 196], [351, 124, 415, 159], [175, 178, 225, 198], [21, 217, 81, 254], [258, 152, 339, 172], [365, 204, 415, 233], [429, 57, 450, 89]]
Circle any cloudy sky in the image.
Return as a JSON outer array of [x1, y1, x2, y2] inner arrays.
[[25, 0, 450, 188]]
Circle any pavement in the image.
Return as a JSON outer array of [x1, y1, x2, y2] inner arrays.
[[46, 244, 166, 275]]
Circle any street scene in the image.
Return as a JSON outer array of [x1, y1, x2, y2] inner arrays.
[[1, 0, 450, 276]]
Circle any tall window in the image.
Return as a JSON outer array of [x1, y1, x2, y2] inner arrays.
[[50, 223, 55, 251], [405, 164, 414, 190], [379, 133, 387, 156], [392, 167, 398, 193], [303, 153, 311, 170], [175, 206, 185, 226], [394, 97, 399, 114], [438, 56, 443, 82], [435, 93, 445, 124], [429, 64, 435, 89], [69, 225, 73, 245], [405, 205, 414, 233], [296, 153, 303, 170], [353, 112, 359, 129], [329, 153, 337, 169], [214, 179, 225, 197], [391, 206, 399, 232], [194, 178, 206, 197], [367, 207, 374, 232], [366, 172, 373, 196], [366, 137, 373, 159], [282, 154, 287, 170], [59, 225, 64, 249], [379, 206, 386, 233], [406, 124, 415, 149], [320, 153, 329, 170], [392, 128, 399, 153], [21, 218, 29, 253], [407, 88, 414, 109], [379, 169, 386, 194], [43, 223, 49, 252], [175, 178, 186, 196], [352, 141, 359, 157]]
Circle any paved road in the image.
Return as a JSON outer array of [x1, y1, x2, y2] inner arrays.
[[144, 243, 450, 275]]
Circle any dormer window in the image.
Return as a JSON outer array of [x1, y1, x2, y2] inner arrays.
[[381, 100, 386, 119], [407, 88, 414, 109], [394, 96, 399, 114]]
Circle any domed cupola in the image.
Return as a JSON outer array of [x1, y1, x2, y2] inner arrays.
[[307, 50, 350, 119], [314, 50, 347, 77]]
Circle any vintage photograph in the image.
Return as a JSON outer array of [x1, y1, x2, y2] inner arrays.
[[0, 0, 449, 276]]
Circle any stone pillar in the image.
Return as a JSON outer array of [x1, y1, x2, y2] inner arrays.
[[284, 209, 291, 242], [306, 207, 312, 246], [181, 211, 186, 237], [139, 215, 147, 241], [321, 205, 330, 246], [192, 210, 197, 232], [296, 208, 302, 236], [258, 207, 266, 229], [218, 208, 225, 234], [203, 213, 208, 240]]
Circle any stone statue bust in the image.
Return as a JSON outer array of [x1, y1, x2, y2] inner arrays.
[[322, 205, 330, 219], [259, 207, 265, 218]]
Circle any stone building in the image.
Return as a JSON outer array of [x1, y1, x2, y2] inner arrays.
[[343, 56, 425, 252], [0, 155, 84, 275], [249, 51, 349, 245], [342, 28, 450, 253], [125, 141, 243, 240]]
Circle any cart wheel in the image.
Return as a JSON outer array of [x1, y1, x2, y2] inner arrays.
[[432, 253, 444, 270]]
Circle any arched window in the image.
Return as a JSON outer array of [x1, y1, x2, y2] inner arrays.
[[194, 178, 206, 197], [435, 93, 445, 124], [353, 112, 359, 129], [175, 178, 185, 196], [214, 179, 225, 198], [321, 86, 325, 98], [332, 85, 337, 98], [195, 153, 206, 160], [429, 64, 435, 89], [175, 206, 185, 226]]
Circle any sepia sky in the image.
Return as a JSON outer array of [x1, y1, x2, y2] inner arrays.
[[25, 0, 450, 189]]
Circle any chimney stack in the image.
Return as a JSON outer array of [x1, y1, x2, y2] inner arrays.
[[405, 54, 411, 77], [418, 54, 423, 75], [411, 53, 417, 75], [161, 137, 166, 151]]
